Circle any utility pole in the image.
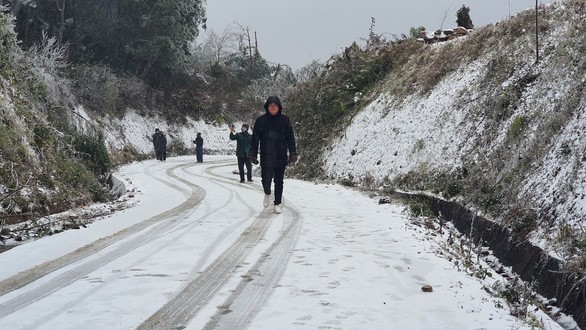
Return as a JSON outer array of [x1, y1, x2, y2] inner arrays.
[[535, 0, 539, 64]]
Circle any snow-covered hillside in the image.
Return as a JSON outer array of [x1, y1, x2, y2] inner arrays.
[[324, 2, 586, 255], [78, 107, 250, 157]]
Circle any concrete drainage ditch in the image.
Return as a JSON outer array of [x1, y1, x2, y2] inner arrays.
[[395, 192, 585, 329]]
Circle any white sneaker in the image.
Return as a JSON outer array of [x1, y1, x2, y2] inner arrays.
[[263, 194, 271, 208], [274, 204, 282, 214]]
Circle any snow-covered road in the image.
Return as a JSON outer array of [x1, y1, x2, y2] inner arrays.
[[0, 156, 561, 329]]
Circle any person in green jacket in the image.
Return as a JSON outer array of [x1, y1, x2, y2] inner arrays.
[[229, 123, 253, 183]]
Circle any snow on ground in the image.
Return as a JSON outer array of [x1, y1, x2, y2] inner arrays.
[[96, 108, 249, 155], [323, 55, 495, 183], [0, 156, 564, 329]]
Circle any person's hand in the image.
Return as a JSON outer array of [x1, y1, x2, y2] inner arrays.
[[229, 124, 235, 133], [288, 153, 298, 165], [251, 155, 259, 165]]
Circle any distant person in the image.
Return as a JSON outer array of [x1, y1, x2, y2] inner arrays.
[[193, 132, 204, 163], [250, 96, 297, 214], [229, 123, 253, 183], [152, 128, 167, 161]]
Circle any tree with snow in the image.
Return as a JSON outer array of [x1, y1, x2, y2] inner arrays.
[[456, 5, 474, 29]]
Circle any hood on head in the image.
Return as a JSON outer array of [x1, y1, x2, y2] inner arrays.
[[264, 96, 282, 114]]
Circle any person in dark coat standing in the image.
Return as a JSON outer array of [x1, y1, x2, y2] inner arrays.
[[230, 123, 253, 183], [250, 96, 297, 214], [152, 128, 167, 161], [193, 132, 204, 163]]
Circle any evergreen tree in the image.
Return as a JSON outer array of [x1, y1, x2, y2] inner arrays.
[[3, 0, 73, 47], [113, 0, 205, 77], [456, 5, 474, 29], [4, 0, 206, 78], [409, 26, 426, 39]]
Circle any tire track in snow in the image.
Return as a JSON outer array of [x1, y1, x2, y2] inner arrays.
[[201, 163, 304, 329], [24, 180, 250, 329], [0, 161, 192, 297], [137, 163, 273, 329], [136, 207, 276, 329], [137, 163, 302, 329], [0, 161, 209, 317], [203, 202, 302, 330], [178, 166, 258, 284]]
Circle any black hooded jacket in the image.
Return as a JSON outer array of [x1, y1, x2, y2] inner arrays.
[[152, 131, 167, 151], [250, 96, 296, 167]]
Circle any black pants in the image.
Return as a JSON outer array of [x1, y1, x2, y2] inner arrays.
[[237, 157, 252, 181], [261, 160, 286, 205], [156, 149, 166, 161], [196, 146, 203, 162]]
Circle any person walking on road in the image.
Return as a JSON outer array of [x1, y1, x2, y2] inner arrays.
[[230, 123, 253, 183], [193, 133, 204, 163], [250, 96, 297, 214], [152, 128, 167, 161]]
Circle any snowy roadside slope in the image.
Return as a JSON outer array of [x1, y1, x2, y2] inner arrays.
[[324, 5, 586, 244], [102, 110, 242, 154], [324, 59, 488, 182], [72, 107, 247, 155]]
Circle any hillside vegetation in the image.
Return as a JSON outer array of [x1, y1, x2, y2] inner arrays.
[[285, 1, 586, 266], [0, 11, 110, 228]]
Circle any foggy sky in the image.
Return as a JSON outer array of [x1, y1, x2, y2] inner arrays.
[[202, 0, 555, 70]]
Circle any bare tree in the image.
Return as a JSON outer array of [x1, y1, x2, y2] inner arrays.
[[200, 24, 241, 63], [439, 2, 455, 29], [295, 60, 324, 84], [239, 27, 260, 70]]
